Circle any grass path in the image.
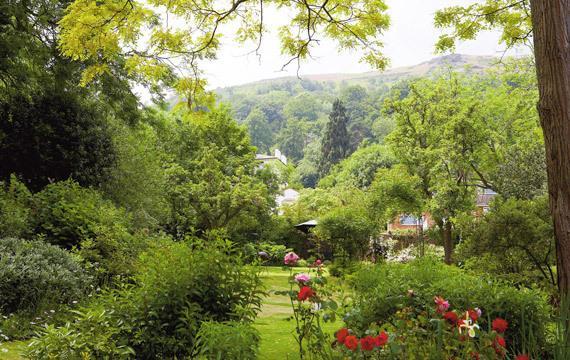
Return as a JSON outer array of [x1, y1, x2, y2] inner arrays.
[[255, 267, 338, 360]]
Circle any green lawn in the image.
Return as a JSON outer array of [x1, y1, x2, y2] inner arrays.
[[255, 266, 339, 360], [1, 267, 339, 360], [0, 341, 27, 360]]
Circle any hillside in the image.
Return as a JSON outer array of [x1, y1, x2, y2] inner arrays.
[[214, 54, 498, 188], [215, 54, 496, 96]]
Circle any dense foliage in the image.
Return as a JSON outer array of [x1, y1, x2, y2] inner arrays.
[[0, 238, 92, 314], [27, 240, 264, 359], [347, 259, 551, 356]]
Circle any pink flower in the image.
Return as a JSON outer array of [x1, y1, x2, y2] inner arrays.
[[294, 273, 311, 283], [434, 296, 450, 314], [315, 259, 322, 266], [284, 252, 300, 266]]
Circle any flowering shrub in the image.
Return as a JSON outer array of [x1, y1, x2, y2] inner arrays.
[[276, 254, 338, 359], [334, 295, 527, 359], [334, 328, 389, 356], [348, 259, 549, 354]]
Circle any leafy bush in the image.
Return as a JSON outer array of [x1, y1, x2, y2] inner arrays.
[[0, 175, 32, 238], [0, 238, 92, 314], [33, 180, 131, 249], [314, 206, 375, 259], [346, 258, 551, 355], [32, 180, 150, 280], [26, 304, 135, 359], [456, 196, 555, 290], [27, 239, 264, 359], [194, 321, 260, 359]]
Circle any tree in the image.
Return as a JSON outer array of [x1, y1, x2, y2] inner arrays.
[[368, 165, 424, 226], [318, 144, 396, 189], [456, 196, 555, 289], [0, 92, 116, 191], [434, 0, 570, 294], [164, 108, 275, 239], [244, 107, 273, 154], [276, 119, 309, 163], [387, 74, 482, 263], [318, 99, 350, 177], [340, 85, 377, 149]]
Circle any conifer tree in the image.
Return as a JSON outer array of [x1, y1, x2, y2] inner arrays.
[[319, 99, 350, 177]]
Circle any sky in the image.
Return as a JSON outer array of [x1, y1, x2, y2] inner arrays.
[[201, 0, 529, 89]]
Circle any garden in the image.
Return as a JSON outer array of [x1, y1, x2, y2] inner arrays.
[[2, 0, 570, 359]]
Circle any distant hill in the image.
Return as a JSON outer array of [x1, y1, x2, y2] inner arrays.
[[214, 54, 497, 94], [212, 54, 500, 188]]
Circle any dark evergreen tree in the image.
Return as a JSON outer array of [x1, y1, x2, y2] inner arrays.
[[318, 99, 350, 177]]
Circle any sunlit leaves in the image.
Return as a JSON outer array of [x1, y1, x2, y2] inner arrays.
[[434, 0, 532, 52], [59, 0, 390, 102]]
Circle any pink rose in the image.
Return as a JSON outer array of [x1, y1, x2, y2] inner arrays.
[[284, 252, 300, 266], [294, 273, 311, 283]]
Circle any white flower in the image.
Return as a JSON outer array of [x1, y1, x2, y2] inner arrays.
[[458, 311, 480, 338]]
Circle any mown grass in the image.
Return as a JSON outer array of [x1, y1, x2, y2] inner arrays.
[[255, 266, 340, 360], [0, 341, 27, 360]]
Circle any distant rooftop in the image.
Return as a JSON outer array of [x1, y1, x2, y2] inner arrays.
[[255, 149, 287, 165]]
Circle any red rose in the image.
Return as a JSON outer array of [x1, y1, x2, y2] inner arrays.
[[297, 286, 315, 301], [468, 309, 479, 322], [336, 328, 349, 344], [344, 335, 359, 351], [515, 355, 530, 360], [375, 331, 388, 347], [360, 336, 376, 351], [492, 318, 509, 333], [444, 311, 458, 325]]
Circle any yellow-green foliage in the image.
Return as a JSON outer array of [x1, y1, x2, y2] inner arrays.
[[59, 0, 390, 99]]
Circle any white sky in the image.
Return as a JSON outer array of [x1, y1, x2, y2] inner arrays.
[[202, 0, 530, 89]]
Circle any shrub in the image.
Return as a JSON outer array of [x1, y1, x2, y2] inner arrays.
[[194, 321, 260, 359], [0, 175, 32, 238], [346, 258, 551, 355], [27, 239, 264, 359], [32, 180, 150, 281], [26, 303, 135, 359], [456, 196, 555, 290], [32, 180, 131, 249], [0, 238, 92, 314], [314, 206, 375, 259]]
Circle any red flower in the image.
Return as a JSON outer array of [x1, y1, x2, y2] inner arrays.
[[468, 309, 479, 322], [375, 331, 388, 347], [492, 318, 509, 333], [344, 335, 359, 351], [336, 328, 349, 344], [515, 355, 530, 360], [493, 335, 506, 356], [444, 311, 458, 325], [471, 352, 480, 360], [297, 286, 315, 301], [360, 336, 376, 351]]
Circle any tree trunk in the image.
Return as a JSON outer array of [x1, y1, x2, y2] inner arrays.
[[530, 0, 570, 294], [442, 220, 453, 264]]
